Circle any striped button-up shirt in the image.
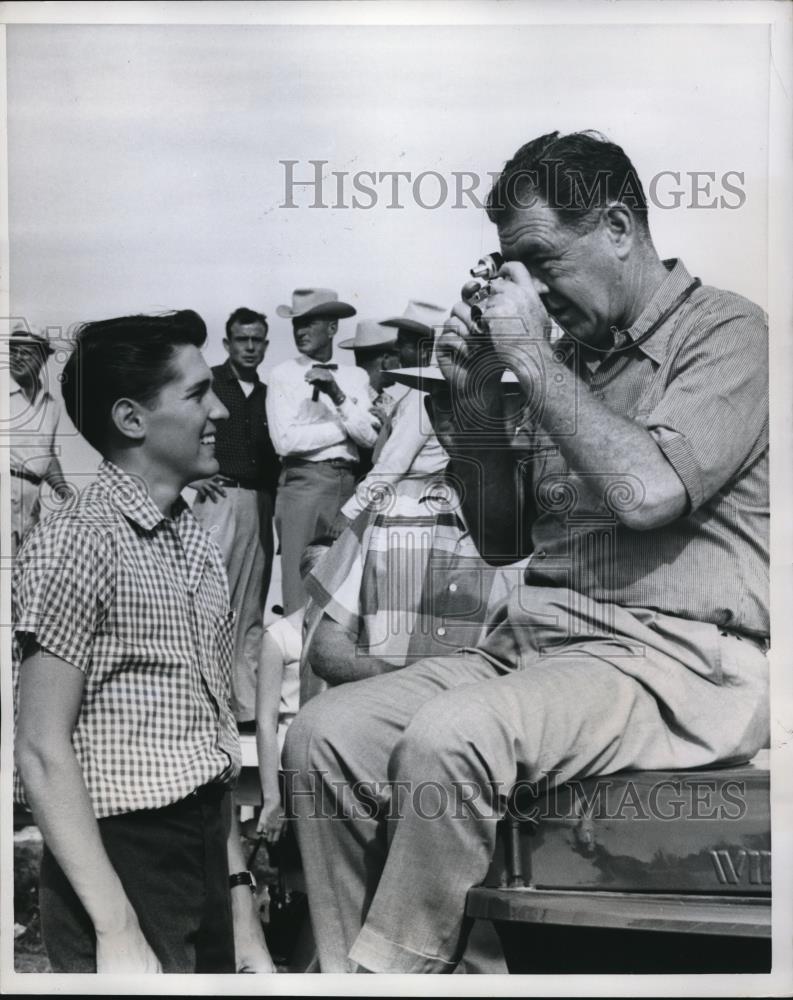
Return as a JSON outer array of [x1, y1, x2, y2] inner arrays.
[[13, 460, 241, 818], [517, 259, 768, 638]]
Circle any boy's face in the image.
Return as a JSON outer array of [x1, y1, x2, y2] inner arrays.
[[142, 344, 228, 488]]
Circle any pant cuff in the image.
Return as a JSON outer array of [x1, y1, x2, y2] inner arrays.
[[349, 926, 457, 974]]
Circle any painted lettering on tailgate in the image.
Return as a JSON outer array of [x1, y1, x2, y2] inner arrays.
[[710, 849, 771, 885]]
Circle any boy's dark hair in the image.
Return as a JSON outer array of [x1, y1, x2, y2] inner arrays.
[[225, 307, 269, 339], [62, 309, 207, 453], [486, 130, 649, 233]]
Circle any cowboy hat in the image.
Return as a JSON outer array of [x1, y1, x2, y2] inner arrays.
[[338, 319, 398, 351], [10, 327, 54, 354], [276, 288, 356, 320], [380, 300, 447, 337]]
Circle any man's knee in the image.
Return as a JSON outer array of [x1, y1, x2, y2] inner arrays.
[[391, 696, 491, 778], [282, 686, 369, 775]]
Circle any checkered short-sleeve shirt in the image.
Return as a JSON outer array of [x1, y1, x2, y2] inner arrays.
[[13, 460, 241, 818]]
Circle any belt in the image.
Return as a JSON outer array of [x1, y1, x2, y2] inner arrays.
[[283, 457, 358, 472], [11, 467, 42, 487]]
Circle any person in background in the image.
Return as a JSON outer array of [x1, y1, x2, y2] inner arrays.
[[337, 319, 401, 478], [254, 539, 333, 846], [13, 310, 274, 973], [307, 298, 520, 685], [9, 327, 68, 555], [266, 289, 380, 614], [191, 307, 280, 730]]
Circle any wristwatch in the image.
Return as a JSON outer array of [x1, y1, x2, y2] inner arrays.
[[229, 870, 257, 891]]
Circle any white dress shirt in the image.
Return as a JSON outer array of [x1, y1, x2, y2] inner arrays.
[[10, 376, 61, 479], [266, 355, 380, 462]]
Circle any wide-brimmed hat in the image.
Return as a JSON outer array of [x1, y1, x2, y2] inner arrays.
[[338, 320, 398, 351], [276, 288, 357, 321], [380, 300, 447, 337], [10, 327, 54, 354]]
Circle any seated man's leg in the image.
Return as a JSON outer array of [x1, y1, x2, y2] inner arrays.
[[347, 653, 678, 973], [282, 651, 499, 973], [347, 589, 769, 973]]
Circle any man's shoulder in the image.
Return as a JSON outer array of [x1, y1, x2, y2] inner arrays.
[[268, 357, 301, 383], [14, 483, 120, 585], [674, 282, 768, 361], [693, 283, 767, 323]]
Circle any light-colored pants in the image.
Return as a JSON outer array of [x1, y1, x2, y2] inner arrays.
[[275, 461, 355, 615], [193, 487, 274, 722], [283, 586, 769, 973]]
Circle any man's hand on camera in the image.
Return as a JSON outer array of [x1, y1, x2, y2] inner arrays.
[[305, 368, 345, 405], [430, 304, 505, 442], [483, 261, 552, 383]]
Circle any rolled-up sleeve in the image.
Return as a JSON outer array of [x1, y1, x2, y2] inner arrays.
[[639, 301, 768, 511]]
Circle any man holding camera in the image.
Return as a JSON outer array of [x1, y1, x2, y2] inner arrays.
[[284, 132, 769, 972], [266, 289, 381, 614]]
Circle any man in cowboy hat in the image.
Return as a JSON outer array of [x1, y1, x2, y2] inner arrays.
[[329, 302, 448, 537], [266, 289, 381, 614], [337, 319, 401, 480], [380, 299, 448, 370], [9, 326, 68, 554]]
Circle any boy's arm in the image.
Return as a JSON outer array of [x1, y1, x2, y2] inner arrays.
[[16, 644, 161, 973], [255, 632, 288, 843], [225, 803, 276, 973]]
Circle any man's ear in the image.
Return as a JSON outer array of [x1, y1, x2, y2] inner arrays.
[[110, 397, 147, 442], [222, 338, 230, 356], [602, 202, 636, 260], [328, 320, 339, 337]]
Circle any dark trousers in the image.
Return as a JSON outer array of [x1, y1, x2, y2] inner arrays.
[[39, 786, 235, 973]]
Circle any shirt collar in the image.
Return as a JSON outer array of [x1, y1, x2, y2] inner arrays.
[[97, 459, 188, 532], [621, 258, 695, 364], [217, 358, 261, 385]]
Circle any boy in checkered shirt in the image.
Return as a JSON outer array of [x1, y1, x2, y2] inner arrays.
[[13, 311, 274, 973]]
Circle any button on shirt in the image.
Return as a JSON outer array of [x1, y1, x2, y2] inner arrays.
[[518, 259, 768, 638], [266, 356, 380, 462], [13, 460, 241, 818]]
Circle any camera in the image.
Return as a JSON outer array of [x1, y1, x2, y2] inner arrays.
[[462, 251, 504, 329]]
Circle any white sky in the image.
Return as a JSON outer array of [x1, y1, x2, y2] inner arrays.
[[2, 17, 773, 471]]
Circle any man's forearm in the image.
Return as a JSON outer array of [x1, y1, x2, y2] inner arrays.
[[513, 341, 687, 529]]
